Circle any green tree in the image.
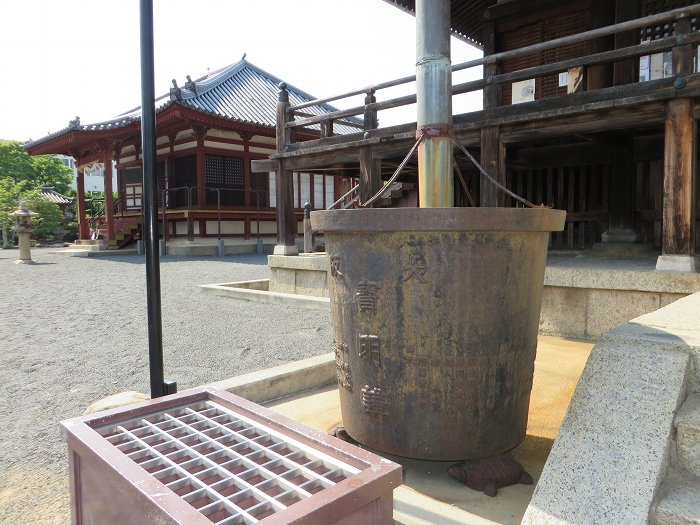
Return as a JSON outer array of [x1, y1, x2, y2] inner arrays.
[[0, 140, 72, 194], [1, 140, 73, 243], [0, 177, 21, 234], [20, 191, 63, 239]]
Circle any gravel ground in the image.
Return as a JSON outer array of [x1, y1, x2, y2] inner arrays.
[[0, 249, 332, 524]]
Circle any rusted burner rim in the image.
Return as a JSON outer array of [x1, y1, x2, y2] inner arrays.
[[311, 207, 566, 233]]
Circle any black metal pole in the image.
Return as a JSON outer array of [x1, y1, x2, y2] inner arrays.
[[139, 0, 173, 398]]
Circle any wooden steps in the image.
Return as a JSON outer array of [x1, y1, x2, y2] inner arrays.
[[107, 221, 141, 250]]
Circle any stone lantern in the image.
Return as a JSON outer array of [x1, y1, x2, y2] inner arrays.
[[9, 202, 38, 264]]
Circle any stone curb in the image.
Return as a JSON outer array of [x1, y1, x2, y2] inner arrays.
[[199, 281, 331, 310], [203, 351, 336, 403], [85, 352, 337, 415]]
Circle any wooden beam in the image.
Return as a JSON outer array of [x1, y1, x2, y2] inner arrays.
[[251, 159, 278, 173]]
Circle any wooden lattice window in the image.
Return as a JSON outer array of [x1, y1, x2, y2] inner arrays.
[[641, 0, 698, 41], [156, 161, 166, 194], [205, 154, 244, 206]]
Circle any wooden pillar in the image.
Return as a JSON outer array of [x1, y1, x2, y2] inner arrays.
[[76, 165, 89, 240], [103, 146, 115, 241], [480, 21, 506, 207], [360, 90, 381, 206], [114, 143, 123, 215], [243, 133, 252, 209], [613, 0, 639, 86], [274, 82, 299, 255], [587, 1, 614, 91], [359, 148, 381, 205], [658, 16, 697, 271], [321, 120, 334, 138], [482, 21, 499, 110], [480, 126, 506, 207], [194, 127, 207, 209], [658, 99, 697, 270]]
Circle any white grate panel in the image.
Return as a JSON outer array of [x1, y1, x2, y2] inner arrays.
[[93, 400, 360, 524]]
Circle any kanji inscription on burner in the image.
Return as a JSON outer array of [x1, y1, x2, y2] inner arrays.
[[402, 250, 427, 283], [358, 334, 381, 366], [333, 339, 349, 359], [336, 362, 353, 392], [361, 385, 389, 416], [355, 281, 380, 314]]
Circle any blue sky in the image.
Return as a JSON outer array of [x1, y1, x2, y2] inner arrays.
[[0, 0, 482, 142]]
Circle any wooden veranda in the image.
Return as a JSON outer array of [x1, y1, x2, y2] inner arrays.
[[253, 1, 700, 271]]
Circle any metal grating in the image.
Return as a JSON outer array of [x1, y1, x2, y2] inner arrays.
[[92, 399, 360, 525]]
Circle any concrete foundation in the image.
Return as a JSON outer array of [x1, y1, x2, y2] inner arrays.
[[656, 254, 700, 273], [205, 254, 700, 341], [268, 253, 328, 296], [540, 256, 700, 339], [164, 238, 280, 256], [523, 292, 700, 525]]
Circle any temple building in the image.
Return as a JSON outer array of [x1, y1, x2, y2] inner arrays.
[[254, 0, 700, 271], [25, 59, 359, 249]]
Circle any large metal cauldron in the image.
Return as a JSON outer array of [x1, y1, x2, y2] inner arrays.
[[311, 207, 566, 460]]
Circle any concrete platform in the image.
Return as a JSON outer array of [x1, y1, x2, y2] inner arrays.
[[262, 336, 594, 525], [201, 253, 700, 341], [163, 237, 291, 256]]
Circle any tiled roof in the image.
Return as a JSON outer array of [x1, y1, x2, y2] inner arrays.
[[381, 0, 487, 48], [40, 187, 74, 205], [26, 60, 360, 149]]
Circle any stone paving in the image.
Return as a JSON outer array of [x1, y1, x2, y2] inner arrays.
[[0, 249, 332, 524]]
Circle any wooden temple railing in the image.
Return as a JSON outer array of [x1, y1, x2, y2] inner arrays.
[[272, 4, 700, 160], [159, 187, 269, 242], [255, 3, 700, 253]]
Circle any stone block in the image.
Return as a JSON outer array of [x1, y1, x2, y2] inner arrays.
[[632, 292, 700, 333], [585, 289, 660, 340], [268, 267, 296, 294], [522, 342, 690, 525], [656, 255, 700, 273], [675, 394, 700, 477], [206, 352, 336, 403], [653, 469, 700, 525], [294, 269, 328, 297], [268, 253, 328, 271], [539, 286, 587, 339], [660, 293, 685, 309]]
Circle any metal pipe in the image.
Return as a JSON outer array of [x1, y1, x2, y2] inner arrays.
[[416, 0, 453, 208], [139, 0, 169, 398]]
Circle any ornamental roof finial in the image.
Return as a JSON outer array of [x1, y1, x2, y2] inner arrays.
[[170, 79, 182, 101], [184, 75, 197, 95]]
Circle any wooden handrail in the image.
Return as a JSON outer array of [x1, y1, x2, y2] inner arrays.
[[286, 3, 700, 127]]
